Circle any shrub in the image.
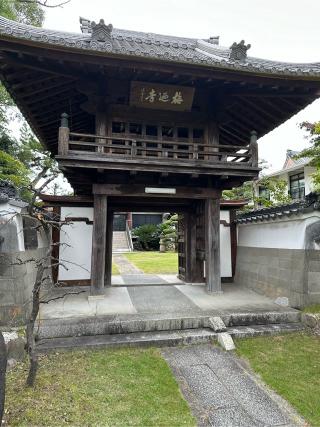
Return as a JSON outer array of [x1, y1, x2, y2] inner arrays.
[[132, 224, 161, 250]]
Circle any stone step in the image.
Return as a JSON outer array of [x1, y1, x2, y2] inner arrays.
[[112, 230, 130, 251], [36, 323, 304, 353], [37, 311, 301, 340]]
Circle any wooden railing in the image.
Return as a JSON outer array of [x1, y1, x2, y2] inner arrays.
[[58, 113, 258, 167]]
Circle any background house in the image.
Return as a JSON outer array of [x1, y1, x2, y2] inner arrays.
[[256, 149, 316, 201]]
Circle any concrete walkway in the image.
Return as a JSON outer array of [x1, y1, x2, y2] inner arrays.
[[39, 283, 298, 319], [162, 344, 303, 427], [113, 253, 142, 274], [112, 273, 184, 286]]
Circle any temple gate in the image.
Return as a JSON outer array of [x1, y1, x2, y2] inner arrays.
[[0, 16, 319, 295]]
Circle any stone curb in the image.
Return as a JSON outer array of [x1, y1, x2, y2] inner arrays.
[[3, 331, 26, 362], [301, 313, 320, 329]]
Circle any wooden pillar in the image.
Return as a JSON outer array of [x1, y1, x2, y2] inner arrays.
[[96, 111, 106, 153], [58, 113, 69, 156], [105, 211, 113, 287], [91, 194, 107, 295], [205, 197, 221, 293], [229, 209, 238, 278], [206, 121, 219, 161], [250, 130, 258, 167], [185, 208, 197, 283], [194, 200, 205, 283], [177, 214, 186, 280]]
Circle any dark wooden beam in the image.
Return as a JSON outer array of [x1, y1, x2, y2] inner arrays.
[[239, 97, 281, 122], [93, 183, 221, 199], [90, 193, 107, 295], [1, 39, 320, 89], [205, 197, 221, 293], [219, 126, 247, 144], [21, 79, 75, 99], [1, 51, 83, 78], [185, 209, 197, 283], [105, 211, 113, 287]]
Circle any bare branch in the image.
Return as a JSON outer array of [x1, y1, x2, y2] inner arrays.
[[30, 166, 49, 189], [40, 290, 85, 304], [17, 0, 71, 8]]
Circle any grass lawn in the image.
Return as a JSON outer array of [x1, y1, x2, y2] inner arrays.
[[236, 333, 320, 426], [303, 304, 320, 314], [125, 251, 178, 274], [112, 261, 120, 275], [5, 348, 195, 427]]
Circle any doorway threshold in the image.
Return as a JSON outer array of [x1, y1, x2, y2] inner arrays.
[[112, 274, 184, 286]]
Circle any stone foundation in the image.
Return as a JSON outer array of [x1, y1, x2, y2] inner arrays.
[[235, 246, 320, 308], [0, 247, 49, 325]]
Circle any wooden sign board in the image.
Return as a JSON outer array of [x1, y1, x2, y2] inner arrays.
[[130, 81, 195, 111]]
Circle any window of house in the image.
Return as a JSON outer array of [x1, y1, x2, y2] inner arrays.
[[289, 172, 305, 200], [258, 186, 270, 201]]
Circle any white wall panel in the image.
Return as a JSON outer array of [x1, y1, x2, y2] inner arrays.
[[238, 214, 320, 249], [220, 210, 232, 277], [58, 207, 93, 281]]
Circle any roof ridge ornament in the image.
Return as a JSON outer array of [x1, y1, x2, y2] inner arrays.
[[91, 19, 113, 43], [207, 36, 219, 45], [79, 16, 92, 34], [229, 40, 251, 61]]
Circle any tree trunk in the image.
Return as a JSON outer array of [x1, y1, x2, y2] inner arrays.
[[26, 245, 51, 387], [0, 331, 7, 424]]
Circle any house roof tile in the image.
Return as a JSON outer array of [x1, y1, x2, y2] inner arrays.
[[1, 16, 320, 78]]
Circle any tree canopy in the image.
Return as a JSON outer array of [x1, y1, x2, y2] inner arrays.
[[222, 157, 291, 210], [0, 0, 44, 27], [296, 121, 320, 191], [0, 0, 71, 199]]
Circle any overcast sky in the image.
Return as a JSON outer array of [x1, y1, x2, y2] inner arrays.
[[42, 0, 320, 172]]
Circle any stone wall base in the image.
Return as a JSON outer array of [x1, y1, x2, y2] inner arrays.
[[235, 246, 320, 309], [0, 247, 50, 326]]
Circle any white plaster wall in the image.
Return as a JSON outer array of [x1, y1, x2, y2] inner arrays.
[[15, 212, 25, 252], [238, 213, 320, 249], [305, 166, 316, 195], [220, 210, 232, 277], [58, 207, 93, 281], [58, 206, 233, 280], [0, 202, 25, 251]]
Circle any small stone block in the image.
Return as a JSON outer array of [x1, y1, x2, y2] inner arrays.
[[208, 316, 227, 332], [88, 295, 105, 301], [3, 331, 19, 344], [7, 358, 17, 370], [218, 332, 235, 351], [302, 313, 320, 329], [7, 337, 25, 361], [274, 297, 289, 307]]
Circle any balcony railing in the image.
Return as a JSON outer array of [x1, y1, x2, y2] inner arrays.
[[58, 113, 258, 168]]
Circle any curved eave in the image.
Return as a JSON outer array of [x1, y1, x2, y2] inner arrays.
[[0, 17, 320, 81]]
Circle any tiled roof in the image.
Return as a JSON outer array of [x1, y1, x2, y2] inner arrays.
[[1, 16, 320, 78], [283, 149, 311, 169], [236, 193, 320, 223]]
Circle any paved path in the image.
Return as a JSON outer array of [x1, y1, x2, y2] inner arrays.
[[162, 344, 302, 427], [113, 253, 142, 274], [40, 283, 300, 319]]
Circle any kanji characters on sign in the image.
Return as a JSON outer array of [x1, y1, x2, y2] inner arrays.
[[131, 81, 194, 111], [142, 89, 184, 105]]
